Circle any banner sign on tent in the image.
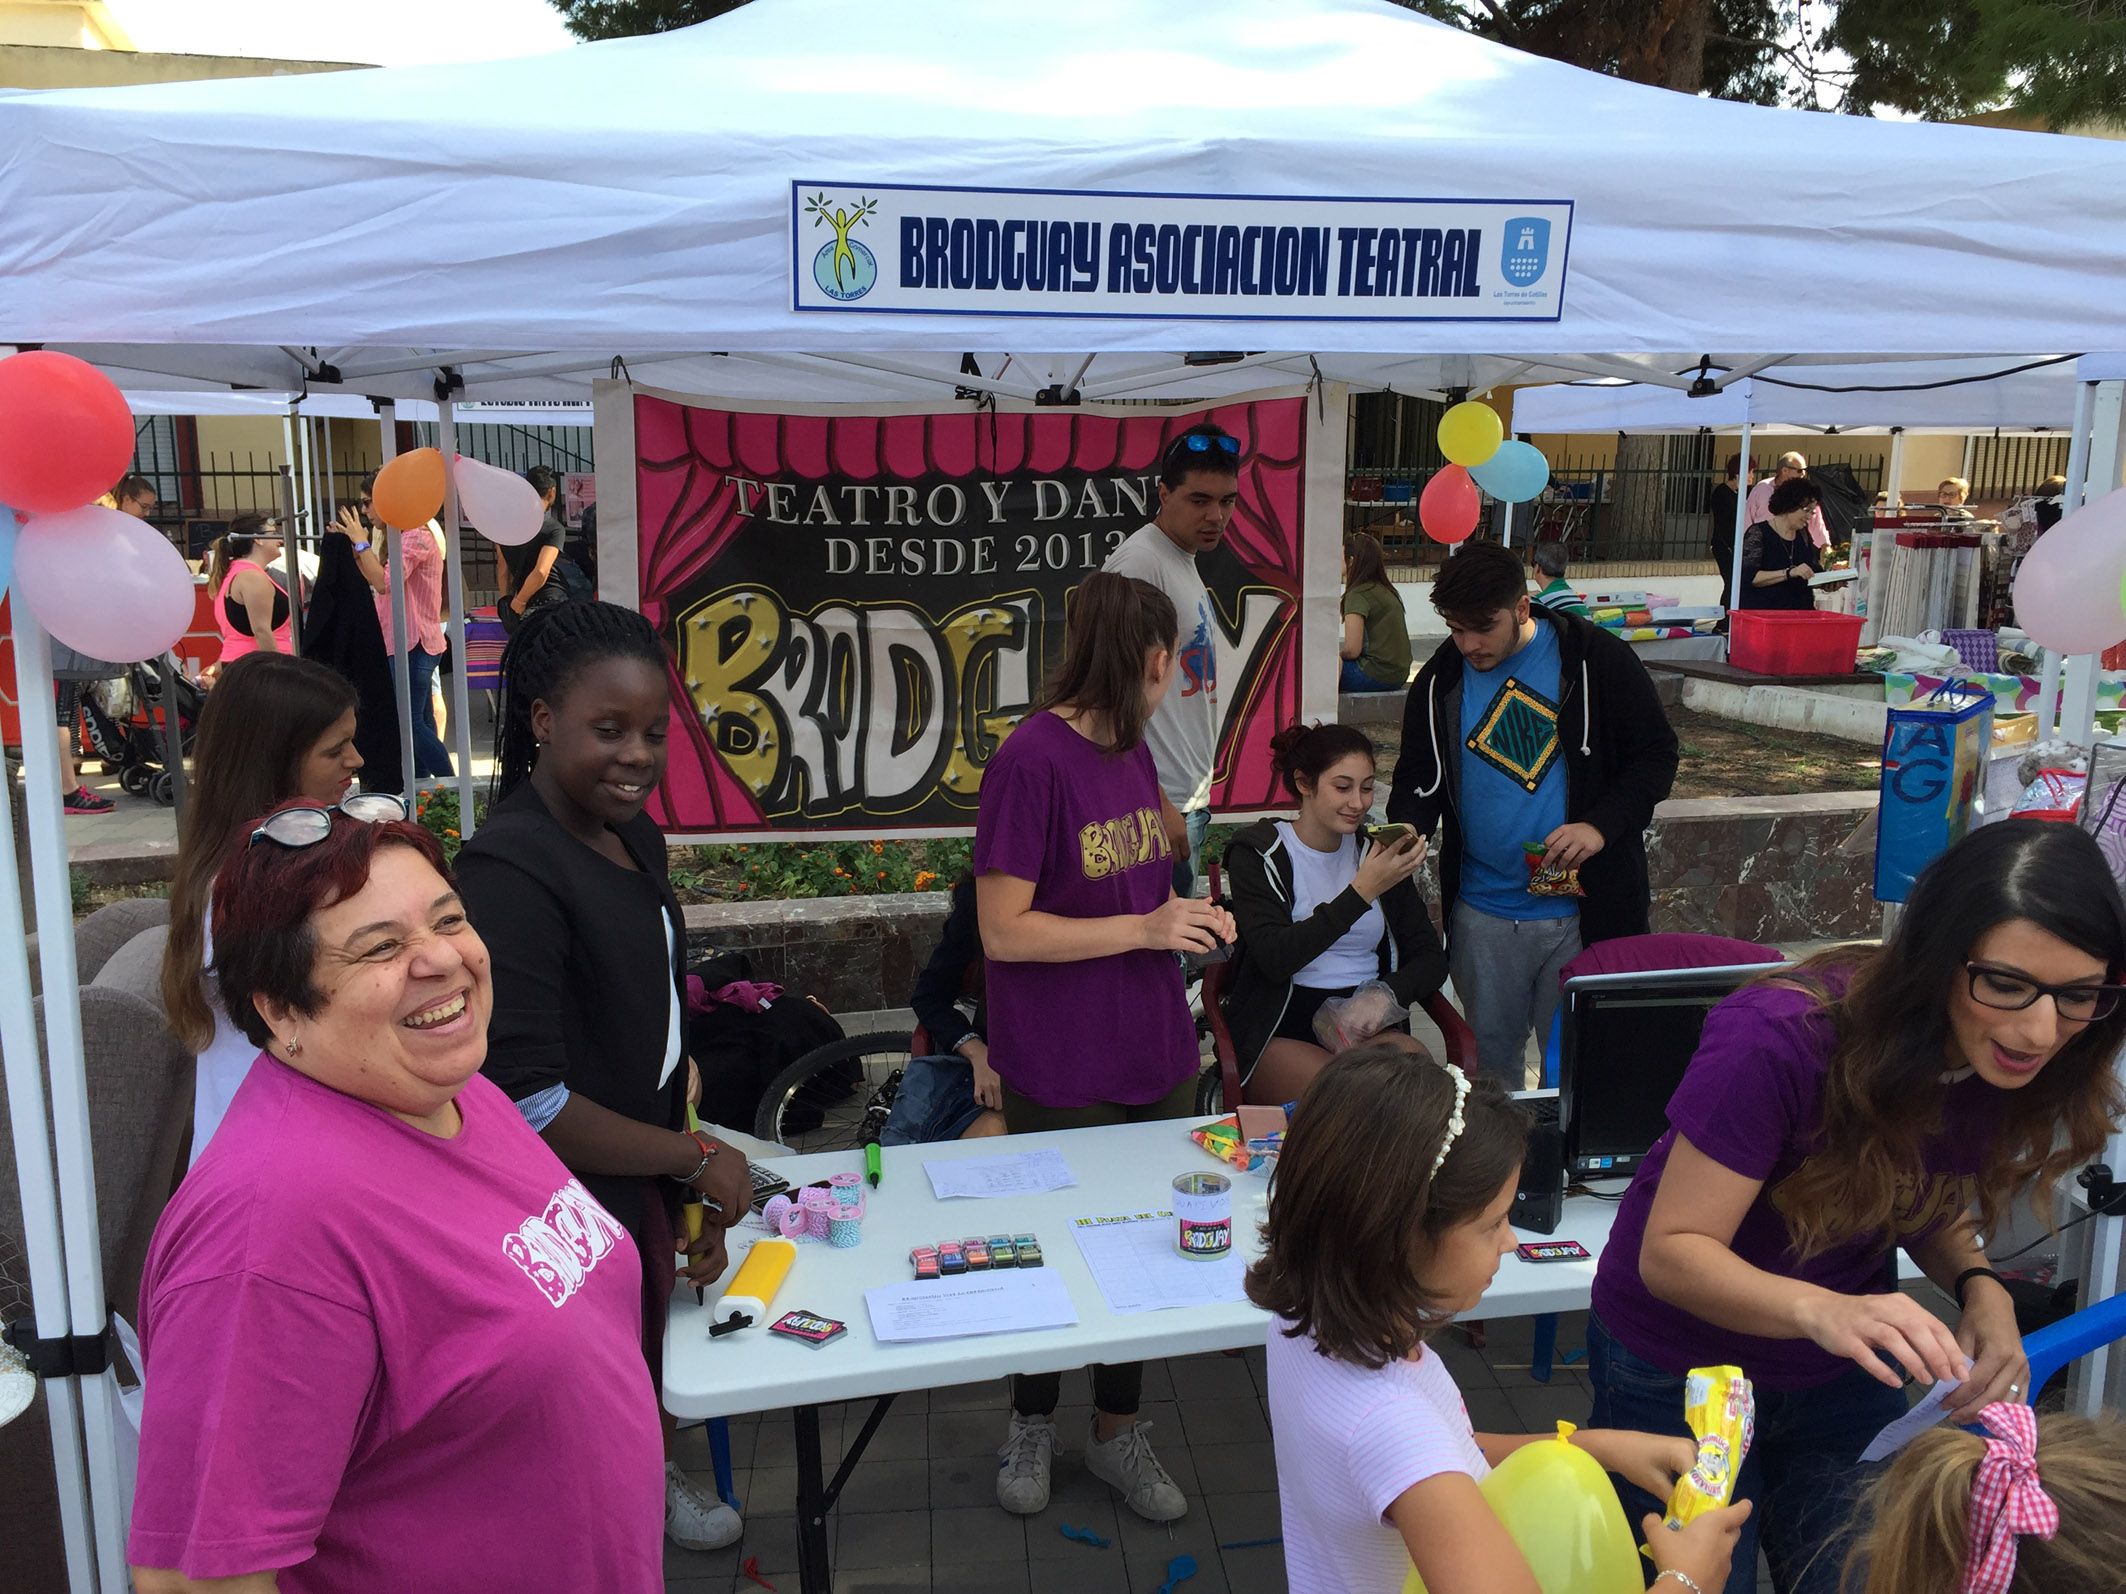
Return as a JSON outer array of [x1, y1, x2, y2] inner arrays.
[[617, 391, 1325, 838], [792, 183, 1572, 322]]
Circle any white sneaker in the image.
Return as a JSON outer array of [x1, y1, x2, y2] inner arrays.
[[996, 1411, 1057, 1514], [665, 1459, 743, 1550], [1084, 1418, 1187, 1522]]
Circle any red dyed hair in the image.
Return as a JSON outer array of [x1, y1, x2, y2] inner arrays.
[[209, 800, 450, 1048]]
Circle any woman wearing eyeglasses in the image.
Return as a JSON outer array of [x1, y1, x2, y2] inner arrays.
[[129, 799, 665, 1594], [209, 511, 296, 661], [1585, 819, 2126, 1594]]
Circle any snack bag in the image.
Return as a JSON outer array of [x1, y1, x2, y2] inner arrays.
[[1665, 1365, 1755, 1530], [1522, 841, 1586, 898]]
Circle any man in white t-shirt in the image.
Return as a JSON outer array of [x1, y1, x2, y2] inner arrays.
[[1103, 424, 1240, 893]]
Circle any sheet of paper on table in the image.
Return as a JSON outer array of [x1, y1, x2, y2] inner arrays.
[[923, 1146, 1078, 1200], [864, 1268, 1080, 1343], [1070, 1212, 1250, 1315], [1859, 1376, 1962, 1463]]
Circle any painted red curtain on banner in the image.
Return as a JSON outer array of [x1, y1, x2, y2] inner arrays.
[[632, 393, 1307, 837]]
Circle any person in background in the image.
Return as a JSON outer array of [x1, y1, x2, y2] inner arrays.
[[54, 476, 161, 813], [1529, 540, 1586, 615], [112, 472, 159, 520], [1387, 542, 1678, 1086], [1587, 821, 2126, 1594], [1937, 476, 1974, 520], [977, 571, 1234, 1523], [499, 465, 569, 635], [1221, 722, 1443, 1104], [1249, 1045, 1749, 1594], [1843, 1408, 2126, 1594], [211, 512, 295, 662], [879, 872, 1008, 1145], [129, 804, 664, 1594], [332, 472, 453, 777], [162, 653, 364, 1164], [1103, 424, 1240, 894], [1340, 530, 1413, 692], [2034, 472, 2069, 533], [1708, 454, 1752, 610], [1746, 452, 1830, 550], [1737, 478, 1824, 612], [455, 600, 751, 1553]]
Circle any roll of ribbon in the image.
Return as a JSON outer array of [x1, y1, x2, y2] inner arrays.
[[761, 1194, 793, 1234], [828, 1171, 863, 1208], [775, 1201, 809, 1240], [828, 1214, 863, 1249]]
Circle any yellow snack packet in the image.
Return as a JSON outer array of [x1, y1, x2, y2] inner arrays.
[[1665, 1365, 1755, 1529]]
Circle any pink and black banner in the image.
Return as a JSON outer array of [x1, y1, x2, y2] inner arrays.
[[596, 384, 1338, 840]]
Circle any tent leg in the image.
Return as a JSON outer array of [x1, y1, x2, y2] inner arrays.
[[1727, 419, 1753, 633], [11, 608, 130, 1592], [437, 406, 479, 838]]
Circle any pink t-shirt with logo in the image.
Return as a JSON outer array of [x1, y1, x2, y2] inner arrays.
[[128, 1056, 663, 1592]]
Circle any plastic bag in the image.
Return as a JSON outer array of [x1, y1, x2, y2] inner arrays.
[[1665, 1365, 1755, 1530], [1522, 841, 1586, 897], [1311, 980, 1410, 1051]]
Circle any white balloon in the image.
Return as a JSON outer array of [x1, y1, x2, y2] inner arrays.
[[451, 453, 547, 546], [2012, 485, 2126, 655], [14, 505, 194, 662]]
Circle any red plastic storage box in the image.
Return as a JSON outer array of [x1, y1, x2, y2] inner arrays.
[[1727, 610, 1864, 675]]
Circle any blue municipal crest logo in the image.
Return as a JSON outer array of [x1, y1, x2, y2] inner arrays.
[[804, 192, 880, 302], [1500, 217, 1551, 287]]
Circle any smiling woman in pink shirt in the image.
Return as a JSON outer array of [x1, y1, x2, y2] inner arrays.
[[128, 800, 662, 1594]]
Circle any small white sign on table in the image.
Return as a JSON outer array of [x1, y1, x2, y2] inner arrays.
[[1070, 1212, 1250, 1315]]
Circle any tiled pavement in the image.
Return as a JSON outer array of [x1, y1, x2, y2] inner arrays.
[[659, 1310, 1715, 1594]]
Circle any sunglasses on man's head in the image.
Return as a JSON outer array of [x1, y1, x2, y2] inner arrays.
[[1167, 432, 1240, 460], [250, 792, 411, 850]]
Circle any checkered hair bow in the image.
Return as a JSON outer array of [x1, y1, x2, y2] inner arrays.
[[1962, 1403, 2059, 1594]]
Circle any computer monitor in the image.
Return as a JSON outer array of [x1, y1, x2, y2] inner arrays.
[[1558, 963, 1788, 1179]]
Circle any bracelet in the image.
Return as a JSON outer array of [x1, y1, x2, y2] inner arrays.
[[672, 1129, 719, 1184], [349, 539, 372, 553], [1653, 1573, 1704, 1594], [1955, 1265, 2007, 1308]]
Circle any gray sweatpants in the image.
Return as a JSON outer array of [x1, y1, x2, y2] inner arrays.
[[1448, 900, 1582, 1090]]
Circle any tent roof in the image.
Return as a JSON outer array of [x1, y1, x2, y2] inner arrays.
[[1512, 357, 2082, 436], [5, 0, 2126, 405]]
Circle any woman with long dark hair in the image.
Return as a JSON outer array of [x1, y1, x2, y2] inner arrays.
[[453, 600, 751, 1553], [1339, 531, 1411, 692], [976, 571, 1235, 1524], [211, 511, 295, 661], [1588, 820, 2126, 1594], [160, 651, 363, 1162]]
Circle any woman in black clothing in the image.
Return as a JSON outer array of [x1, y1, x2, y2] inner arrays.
[[880, 873, 1008, 1144], [1737, 477, 1824, 611], [455, 601, 751, 1554], [1222, 722, 1446, 1104]]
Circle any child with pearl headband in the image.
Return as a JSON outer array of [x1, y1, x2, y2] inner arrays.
[[1844, 1406, 2126, 1593], [1246, 1042, 1750, 1594]]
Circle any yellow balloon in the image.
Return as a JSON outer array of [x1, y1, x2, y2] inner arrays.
[[1436, 400, 1506, 468], [1404, 1431, 1643, 1594]]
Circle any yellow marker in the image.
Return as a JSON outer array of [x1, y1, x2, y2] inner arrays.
[[711, 1236, 797, 1334]]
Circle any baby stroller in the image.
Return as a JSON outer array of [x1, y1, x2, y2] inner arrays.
[[76, 656, 203, 807]]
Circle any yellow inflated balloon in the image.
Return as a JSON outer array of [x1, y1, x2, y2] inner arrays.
[[1404, 1426, 1642, 1594], [1436, 401, 1505, 468]]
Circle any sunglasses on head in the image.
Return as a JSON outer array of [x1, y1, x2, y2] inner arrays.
[[1165, 431, 1240, 463], [249, 792, 411, 850]]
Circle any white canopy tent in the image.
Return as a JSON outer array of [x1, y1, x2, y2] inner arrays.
[[6, 2, 2126, 1587]]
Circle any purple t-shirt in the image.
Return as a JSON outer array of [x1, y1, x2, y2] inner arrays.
[[129, 1057, 663, 1592], [974, 708, 1196, 1108], [1591, 979, 1995, 1391]]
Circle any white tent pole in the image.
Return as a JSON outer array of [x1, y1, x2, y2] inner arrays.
[[1885, 427, 1905, 509], [2065, 381, 2096, 516], [13, 608, 129, 1592], [0, 745, 97, 1591], [1728, 417, 1754, 620], [438, 405, 477, 838], [387, 525, 417, 800], [322, 417, 337, 517]]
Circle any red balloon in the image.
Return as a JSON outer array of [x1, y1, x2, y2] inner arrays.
[[0, 352, 136, 514], [1420, 464, 1481, 544]]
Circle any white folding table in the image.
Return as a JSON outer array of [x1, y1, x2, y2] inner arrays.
[[663, 1118, 1621, 1592]]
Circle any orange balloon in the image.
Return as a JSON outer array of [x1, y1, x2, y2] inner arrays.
[[372, 447, 447, 530]]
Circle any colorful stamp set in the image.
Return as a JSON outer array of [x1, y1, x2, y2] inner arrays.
[[910, 1234, 1042, 1278]]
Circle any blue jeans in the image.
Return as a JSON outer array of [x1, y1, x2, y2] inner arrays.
[[1587, 1313, 1905, 1594], [1340, 658, 1400, 693], [878, 1057, 985, 1146], [1171, 804, 1213, 897], [396, 644, 453, 778]]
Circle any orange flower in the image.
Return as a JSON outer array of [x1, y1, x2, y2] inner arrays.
[[877, 870, 886, 880], [913, 870, 937, 889], [871, 839, 885, 854]]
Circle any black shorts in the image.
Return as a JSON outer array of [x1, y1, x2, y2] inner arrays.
[[1273, 984, 1356, 1046], [53, 681, 79, 730]]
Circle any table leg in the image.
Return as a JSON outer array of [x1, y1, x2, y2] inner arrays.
[[794, 1404, 833, 1594]]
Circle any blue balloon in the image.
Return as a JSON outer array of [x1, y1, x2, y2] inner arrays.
[[0, 507, 17, 601], [1469, 440, 1551, 503]]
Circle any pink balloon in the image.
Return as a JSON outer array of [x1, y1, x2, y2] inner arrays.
[[14, 505, 195, 662], [452, 454, 546, 546], [1420, 464, 1481, 544], [2014, 486, 2126, 655]]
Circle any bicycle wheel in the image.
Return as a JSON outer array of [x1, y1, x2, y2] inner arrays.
[[752, 1032, 917, 1155]]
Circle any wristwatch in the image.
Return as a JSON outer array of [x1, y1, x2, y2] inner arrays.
[[349, 539, 372, 553]]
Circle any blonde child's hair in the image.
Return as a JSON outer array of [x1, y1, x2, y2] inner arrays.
[[1843, 1411, 2126, 1593]]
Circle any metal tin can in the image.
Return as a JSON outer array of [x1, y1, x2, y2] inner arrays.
[[1173, 1171, 1233, 1259]]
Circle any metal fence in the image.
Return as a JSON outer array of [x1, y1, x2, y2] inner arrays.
[[1968, 434, 2070, 500]]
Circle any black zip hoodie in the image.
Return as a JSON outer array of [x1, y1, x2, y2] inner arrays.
[[1219, 818, 1448, 1081], [1384, 604, 1678, 948]]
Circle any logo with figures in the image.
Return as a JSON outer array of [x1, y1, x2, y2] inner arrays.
[[1500, 216, 1551, 287], [804, 192, 880, 302]]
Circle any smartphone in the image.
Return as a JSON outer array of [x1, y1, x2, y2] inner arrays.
[[1370, 822, 1416, 849], [1515, 1239, 1591, 1263]]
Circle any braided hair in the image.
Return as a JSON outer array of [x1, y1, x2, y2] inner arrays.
[[492, 600, 668, 802]]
